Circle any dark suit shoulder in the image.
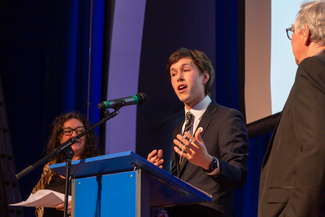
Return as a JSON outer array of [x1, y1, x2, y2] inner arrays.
[[297, 54, 325, 90], [207, 101, 245, 121], [300, 53, 325, 66]]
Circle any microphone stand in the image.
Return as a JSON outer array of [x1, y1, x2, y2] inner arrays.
[[15, 108, 120, 217], [62, 146, 73, 217]]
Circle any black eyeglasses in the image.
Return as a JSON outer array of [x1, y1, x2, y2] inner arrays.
[[62, 126, 85, 136], [286, 27, 294, 40]]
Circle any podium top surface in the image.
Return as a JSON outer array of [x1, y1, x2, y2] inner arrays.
[[50, 151, 211, 203]]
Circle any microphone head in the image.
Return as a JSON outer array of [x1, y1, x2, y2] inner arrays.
[[136, 93, 148, 105]]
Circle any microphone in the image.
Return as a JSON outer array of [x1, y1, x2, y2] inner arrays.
[[97, 93, 148, 109]]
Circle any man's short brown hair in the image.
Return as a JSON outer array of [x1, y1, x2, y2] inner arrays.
[[166, 48, 215, 96]]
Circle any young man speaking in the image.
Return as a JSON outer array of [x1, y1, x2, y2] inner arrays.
[[148, 48, 249, 217]]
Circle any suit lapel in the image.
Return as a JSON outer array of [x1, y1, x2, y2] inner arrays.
[[196, 102, 217, 138], [262, 102, 285, 168]]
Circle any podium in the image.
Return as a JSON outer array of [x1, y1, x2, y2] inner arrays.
[[50, 151, 211, 217]]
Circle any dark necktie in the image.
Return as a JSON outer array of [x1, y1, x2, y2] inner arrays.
[[184, 112, 193, 134], [179, 112, 193, 167]]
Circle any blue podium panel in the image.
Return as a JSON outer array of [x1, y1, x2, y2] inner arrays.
[[74, 171, 137, 217], [50, 151, 211, 211]]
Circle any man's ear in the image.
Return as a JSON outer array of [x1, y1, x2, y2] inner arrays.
[[303, 24, 311, 46], [202, 70, 210, 85]]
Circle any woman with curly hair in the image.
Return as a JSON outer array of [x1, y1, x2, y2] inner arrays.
[[32, 111, 101, 216]]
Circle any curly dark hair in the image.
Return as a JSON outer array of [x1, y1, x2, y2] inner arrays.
[[166, 47, 215, 96], [46, 111, 101, 163]]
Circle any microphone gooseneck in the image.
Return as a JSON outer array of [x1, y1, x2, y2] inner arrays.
[[97, 93, 148, 109]]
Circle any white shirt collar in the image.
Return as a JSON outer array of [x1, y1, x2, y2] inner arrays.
[[183, 95, 212, 135], [184, 95, 211, 119]]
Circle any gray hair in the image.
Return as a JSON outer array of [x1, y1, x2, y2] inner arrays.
[[294, 0, 325, 46]]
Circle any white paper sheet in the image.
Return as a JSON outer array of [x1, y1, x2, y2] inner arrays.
[[9, 189, 71, 208]]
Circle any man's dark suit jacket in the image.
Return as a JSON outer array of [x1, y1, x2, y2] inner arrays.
[[258, 50, 325, 217], [169, 101, 249, 216]]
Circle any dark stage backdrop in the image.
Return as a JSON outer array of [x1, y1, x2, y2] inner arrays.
[[0, 1, 104, 216], [0, 1, 271, 217]]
